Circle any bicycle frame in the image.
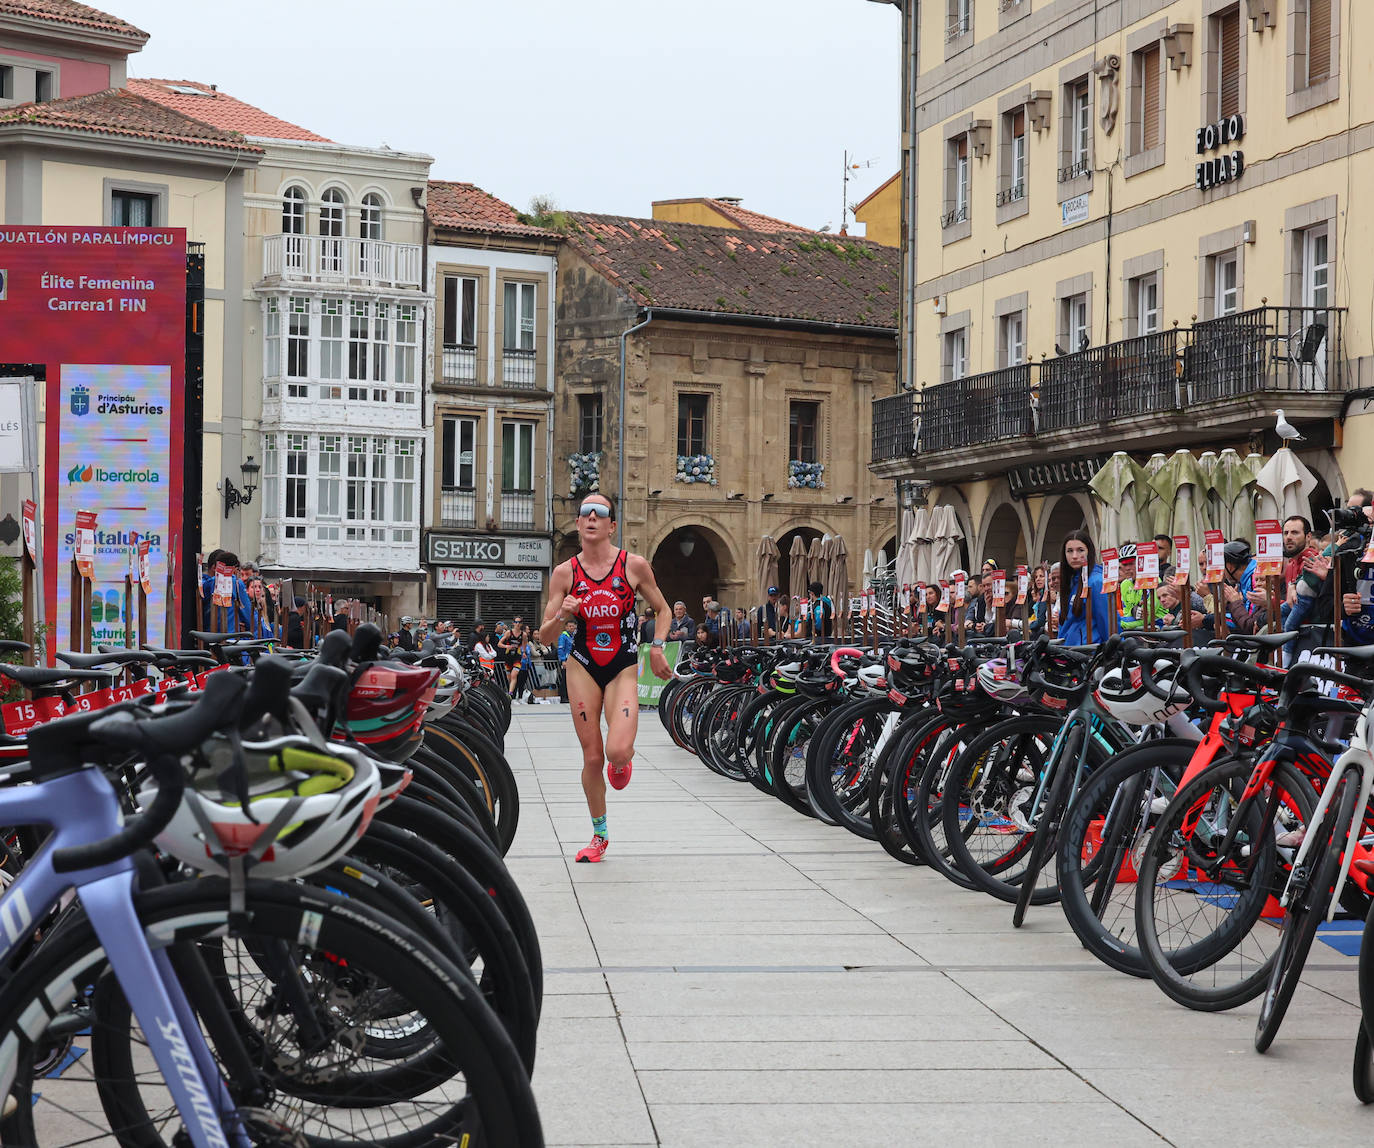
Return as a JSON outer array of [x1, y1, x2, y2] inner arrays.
[[1285, 706, 1374, 921], [0, 766, 248, 1148]]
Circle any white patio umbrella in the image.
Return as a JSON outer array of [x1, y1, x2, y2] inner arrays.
[[895, 509, 916, 602], [911, 505, 934, 585], [1150, 449, 1209, 567], [1212, 448, 1256, 541], [929, 504, 964, 585], [1254, 448, 1317, 523]]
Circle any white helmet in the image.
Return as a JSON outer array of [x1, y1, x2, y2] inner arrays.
[[1094, 662, 1191, 726], [144, 733, 381, 878], [856, 664, 887, 695], [977, 660, 1028, 704]]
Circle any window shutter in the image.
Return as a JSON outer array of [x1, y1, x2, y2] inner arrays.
[[442, 276, 457, 346], [956, 135, 968, 160], [1308, 0, 1332, 83], [1141, 46, 1161, 150], [1011, 109, 1025, 137], [1219, 8, 1241, 118]]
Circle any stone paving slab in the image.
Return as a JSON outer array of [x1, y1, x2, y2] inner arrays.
[[514, 706, 1373, 1147]]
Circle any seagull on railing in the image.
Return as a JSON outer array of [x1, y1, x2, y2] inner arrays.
[[1275, 409, 1304, 443]]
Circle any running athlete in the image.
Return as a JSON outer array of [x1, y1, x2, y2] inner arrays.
[[538, 493, 672, 863]]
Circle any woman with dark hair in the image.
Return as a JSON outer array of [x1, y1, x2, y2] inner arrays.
[[694, 624, 718, 649], [1057, 529, 1112, 645]]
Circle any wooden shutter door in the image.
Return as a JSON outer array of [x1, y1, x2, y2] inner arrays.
[[1219, 8, 1241, 118], [1307, 0, 1332, 83], [1141, 46, 1161, 150]]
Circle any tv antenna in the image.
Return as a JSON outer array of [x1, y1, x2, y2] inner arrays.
[[842, 150, 880, 232]]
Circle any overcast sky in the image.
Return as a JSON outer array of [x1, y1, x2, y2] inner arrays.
[[113, 0, 900, 234]]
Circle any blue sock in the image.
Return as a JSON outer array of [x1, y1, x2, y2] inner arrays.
[[592, 815, 607, 841]]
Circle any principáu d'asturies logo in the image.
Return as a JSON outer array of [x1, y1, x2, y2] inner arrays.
[[69, 384, 89, 416]]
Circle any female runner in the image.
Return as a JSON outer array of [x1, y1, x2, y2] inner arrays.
[[538, 493, 672, 862]]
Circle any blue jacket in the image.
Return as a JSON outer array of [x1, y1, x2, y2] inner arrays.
[[1238, 557, 1258, 598], [1058, 564, 1112, 645], [557, 631, 574, 663], [200, 573, 269, 637]]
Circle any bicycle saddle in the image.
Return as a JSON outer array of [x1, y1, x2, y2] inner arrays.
[[1210, 630, 1300, 651], [134, 646, 219, 667], [1313, 643, 1374, 663], [0, 664, 115, 687], [57, 650, 156, 669], [187, 630, 251, 646], [0, 640, 30, 655]]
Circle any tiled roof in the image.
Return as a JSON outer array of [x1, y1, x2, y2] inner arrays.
[[427, 180, 559, 238], [0, 88, 264, 153], [0, 0, 146, 40], [565, 213, 900, 330], [703, 199, 812, 234], [128, 79, 329, 142]]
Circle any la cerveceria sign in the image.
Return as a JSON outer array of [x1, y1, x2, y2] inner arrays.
[[426, 533, 552, 567], [1007, 455, 1108, 499]]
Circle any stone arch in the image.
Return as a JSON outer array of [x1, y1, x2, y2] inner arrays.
[[775, 525, 825, 604], [1299, 447, 1346, 522], [973, 480, 1033, 572], [650, 524, 731, 616], [553, 530, 579, 566], [1034, 492, 1097, 566], [646, 515, 743, 586]]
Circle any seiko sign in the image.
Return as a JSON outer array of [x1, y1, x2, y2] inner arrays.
[[426, 534, 552, 568]]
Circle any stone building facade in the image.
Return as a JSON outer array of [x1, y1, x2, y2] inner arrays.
[[556, 215, 899, 614]]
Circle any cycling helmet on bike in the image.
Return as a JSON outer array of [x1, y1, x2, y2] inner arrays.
[[1094, 661, 1191, 725], [976, 659, 1029, 704], [145, 733, 382, 879], [344, 663, 439, 761], [1025, 652, 1092, 714]]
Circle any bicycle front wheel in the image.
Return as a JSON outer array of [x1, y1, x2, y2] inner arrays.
[[0, 879, 542, 1147]]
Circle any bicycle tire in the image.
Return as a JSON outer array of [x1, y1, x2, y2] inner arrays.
[[1254, 767, 1355, 1052], [807, 698, 895, 838], [1055, 739, 1198, 977], [1011, 719, 1083, 927], [904, 718, 983, 888], [1134, 755, 1315, 1012], [769, 696, 841, 818], [425, 723, 520, 853], [941, 714, 1067, 905], [1, 879, 542, 1147], [867, 709, 929, 865]]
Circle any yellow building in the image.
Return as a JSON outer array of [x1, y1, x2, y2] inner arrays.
[[651, 196, 811, 234], [853, 171, 901, 247], [868, 0, 1374, 564]]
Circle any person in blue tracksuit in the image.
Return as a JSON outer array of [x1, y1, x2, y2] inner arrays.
[[1057, 530, 1112, 645]]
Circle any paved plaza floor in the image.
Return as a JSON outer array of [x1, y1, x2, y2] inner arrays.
[[507, 705, 1374, 1147]]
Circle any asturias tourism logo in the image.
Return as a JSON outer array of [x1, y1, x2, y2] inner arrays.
[[67, 463, 159, 484], [70, 385, 90, 416]]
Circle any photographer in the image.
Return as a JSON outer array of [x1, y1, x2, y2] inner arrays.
[[1332, 502, 1374, 645]]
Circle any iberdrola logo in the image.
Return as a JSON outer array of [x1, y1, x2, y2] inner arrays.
[[68, 464, 93, 483]]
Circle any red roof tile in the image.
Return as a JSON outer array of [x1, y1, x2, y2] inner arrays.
[[427, 180, 558, 239], [703, 199, 812, 233], [128, 79, 329, 142], [0, 0, 146, 40], [0, 87, 264, 153], [566, 213, 899, 330]]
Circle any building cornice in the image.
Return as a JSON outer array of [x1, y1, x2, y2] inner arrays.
[[0, 12, 146, 56], [0, 122, 260, 172]]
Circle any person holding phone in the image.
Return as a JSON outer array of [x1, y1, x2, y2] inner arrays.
[[539, 494, 672, 863]]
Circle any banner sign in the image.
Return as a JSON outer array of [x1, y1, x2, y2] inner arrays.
[[1101, 548, 1119, 595], [991, 570, 1006, 609], [437, 566, 544, 592], [20, 500, 36, 561], [1173, 535, 1192, 586], [1205, 529, 1225, 581], [74, 510, 96, 580], [138, 538, 152, 594], [1255, 519, 1282, 578], [1136, 541, 1160, 590], [1016, 566, 1028, 605], [0, 226, 186, 652], [636, 640, 682, 706], [0, 382, 26, 472], [426, 534, 551, 567]]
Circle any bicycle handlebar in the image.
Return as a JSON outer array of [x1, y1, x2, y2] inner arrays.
[[49, 671, 248, 873]]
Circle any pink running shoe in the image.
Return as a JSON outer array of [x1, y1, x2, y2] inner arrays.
[[575, 836, 608, 863], [607, 760, 633, 790]]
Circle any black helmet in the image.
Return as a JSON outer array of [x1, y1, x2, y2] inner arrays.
[[1223, 540, 1252, 565]]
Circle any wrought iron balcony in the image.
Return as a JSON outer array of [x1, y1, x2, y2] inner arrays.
[[500, 491, 537, 530], [501, 348, 538, 388], [869, 306, 1345, 474], [261, 234, 423, 290], [441, 344, 478, 385], [440, 487, 477, 528]]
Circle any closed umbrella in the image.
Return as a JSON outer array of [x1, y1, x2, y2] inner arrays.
[[1140, 452, 1172, 537], [1212, 448, 1255, 541], [1255, 449, 1317, 523], [895, 509, 916, 589], [911, 505, 934, 585], [808, 535, 828, 597], [788, 535, 809, 608], [755, 535, 779, 604], [1089, 452, 1144, 550], [862, 548, 875, 588], [1197, 450, 1222, 535], [930, 504, 964, 585], [1152, 449, 1208, 568], [827, 534, 850, 622]]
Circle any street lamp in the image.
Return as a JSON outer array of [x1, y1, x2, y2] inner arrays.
[[223, 456, 260, 518]]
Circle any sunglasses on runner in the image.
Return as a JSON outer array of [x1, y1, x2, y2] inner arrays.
[[578, 503, 612, 519]]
